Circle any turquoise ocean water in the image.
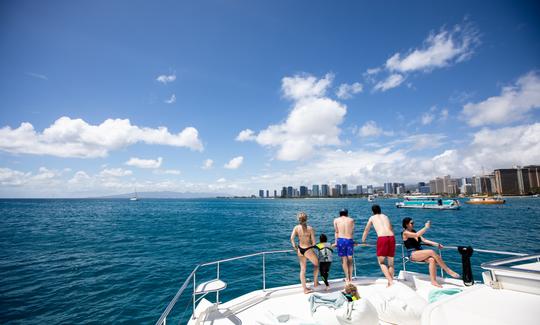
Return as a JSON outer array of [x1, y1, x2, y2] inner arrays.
[[1, 198, 539, 324]]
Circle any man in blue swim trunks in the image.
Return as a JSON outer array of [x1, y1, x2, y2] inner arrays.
[[333, 208, 355, 283]]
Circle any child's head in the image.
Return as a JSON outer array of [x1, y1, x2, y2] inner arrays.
[[371, 204, 382, 215], [344, 283, 360, 299], [319, 233, 327, 243]]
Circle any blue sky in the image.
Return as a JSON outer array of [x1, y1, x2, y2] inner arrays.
[[1, 0, 539, 197]]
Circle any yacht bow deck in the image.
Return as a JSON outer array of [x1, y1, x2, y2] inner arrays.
[[157, 250, 540, 325]]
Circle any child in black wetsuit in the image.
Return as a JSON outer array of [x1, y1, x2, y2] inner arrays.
[[315, 234, 333, 291]]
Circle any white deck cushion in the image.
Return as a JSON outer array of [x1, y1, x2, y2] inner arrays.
[[364, 282, 427, 325], [335, 299, 378, 325]]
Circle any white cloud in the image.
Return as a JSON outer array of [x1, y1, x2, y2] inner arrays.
[[224, 156, 244, 169], [462, 71, 540, 126], [100, 168, 133, 177], [126, 157, 163, 169], [25, 72, 48, 80], [358, 121, 383, 137], [202, 159, 214, 169], [165, 94, 176, 104], [366, 68, 381, 75], [385, 23, 479, 73], [336, 82, 363, 99], [68, 171, 91, 184], [388, 133, 447, 151], [0, 167, 31, 186], [0, 167, 61, 188], [440, 109, 449, 121], [462, 123, 540, 169], [421, 112, 435, 125], [370, 21, 479, 92], [239, 73, 347, 160], [236, 129, 256, 142], [282, 73, 334, 100], [373, 74, 405, 92], [154, 169, 181, 175], [217, 177, 226, 183], [0, 116, 203, 158], [156, 74, 176, 84]]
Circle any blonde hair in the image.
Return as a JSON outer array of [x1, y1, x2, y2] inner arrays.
[[344, 283, 360, 299], [297, 212, 308, 225]]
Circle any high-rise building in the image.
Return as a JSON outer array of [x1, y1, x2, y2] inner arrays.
[[274, 190, 277, 198], [312, 185, 320, 197], [287, 186, 293, 198], [356, 185, 363, 195], [334, 184, 342, 197], [266, 190, 269, 198], [419, 185, 430, 194], [259, 190, 264, 198], [341, 184, 348, 196], [494, 167, 530, 195], [384, 182, 393, 194], [367, 185, 373, 194], [281, 187, 287, 198], [321, 184, 330, 197], [524, 165, 540, 192], [299, 186, 308, 197]]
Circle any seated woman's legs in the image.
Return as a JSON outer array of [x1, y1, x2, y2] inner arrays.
[[412, 250, 459, 279]]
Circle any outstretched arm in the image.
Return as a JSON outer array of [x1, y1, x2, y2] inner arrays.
[[361, 218, 372, 243], [403, 222, 430, 239], [421, 237, 442, 248]]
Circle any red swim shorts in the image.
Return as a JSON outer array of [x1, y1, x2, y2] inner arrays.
[[376, 236, 396, 257]]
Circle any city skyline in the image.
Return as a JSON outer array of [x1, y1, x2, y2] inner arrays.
[[258, 164, 540, 197], [1, 1, 539, 197]]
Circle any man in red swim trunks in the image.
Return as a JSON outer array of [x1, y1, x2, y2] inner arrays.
[[361, 204, 396, 286]]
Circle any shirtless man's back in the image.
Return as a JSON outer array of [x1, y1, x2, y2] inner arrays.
[[333, 209, 355, 283], [361, 204, 396, 286]]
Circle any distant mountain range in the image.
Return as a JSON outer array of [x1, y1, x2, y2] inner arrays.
[[96, 191, 232, 199]]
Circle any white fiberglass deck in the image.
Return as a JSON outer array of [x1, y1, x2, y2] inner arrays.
[[188, 272, 465, 325], [156, 251, 540, 325], [188, 268, 540, 325]]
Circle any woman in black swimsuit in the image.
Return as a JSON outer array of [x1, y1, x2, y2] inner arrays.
[[290, 212, 319, 293], [402, 217, 459, 287]]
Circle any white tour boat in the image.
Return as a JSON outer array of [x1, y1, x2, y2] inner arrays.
[[395, 195, 460, 210], [155, 245, 539, 325]]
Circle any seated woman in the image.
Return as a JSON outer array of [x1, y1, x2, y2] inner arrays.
[[401, 217, 459, 287]]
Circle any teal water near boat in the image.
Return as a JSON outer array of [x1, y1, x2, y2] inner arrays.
[[1, 198, 539, 324]]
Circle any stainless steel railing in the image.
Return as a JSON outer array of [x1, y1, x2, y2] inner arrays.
[[155, 244, 529, 325]]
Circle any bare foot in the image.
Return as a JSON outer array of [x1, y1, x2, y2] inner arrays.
[[387, 281, 394, 287], [431, 281, 443, 288], [314, 281, 319, 288], [449, 271, 460, 279], [325, 285, 330, 292], [304, 287, 314, 294]]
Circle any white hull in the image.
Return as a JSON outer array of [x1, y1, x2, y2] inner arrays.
[[395, 204, 460, 210]]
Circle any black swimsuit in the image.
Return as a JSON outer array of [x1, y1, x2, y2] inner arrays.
[[298, 246, 313, 255]]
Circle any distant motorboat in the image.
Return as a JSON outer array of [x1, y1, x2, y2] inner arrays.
[[367, 195, 375, 202], [465, 195, 505, 205], [395, 195, 460, 210]]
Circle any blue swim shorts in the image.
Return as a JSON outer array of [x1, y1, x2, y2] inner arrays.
[[337, 238, 354, 257]]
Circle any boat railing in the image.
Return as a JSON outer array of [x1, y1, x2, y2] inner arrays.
[[155, 245, 528, 325]]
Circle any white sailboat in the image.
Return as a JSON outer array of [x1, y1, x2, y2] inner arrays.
[[130, 189, 139, 201]]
